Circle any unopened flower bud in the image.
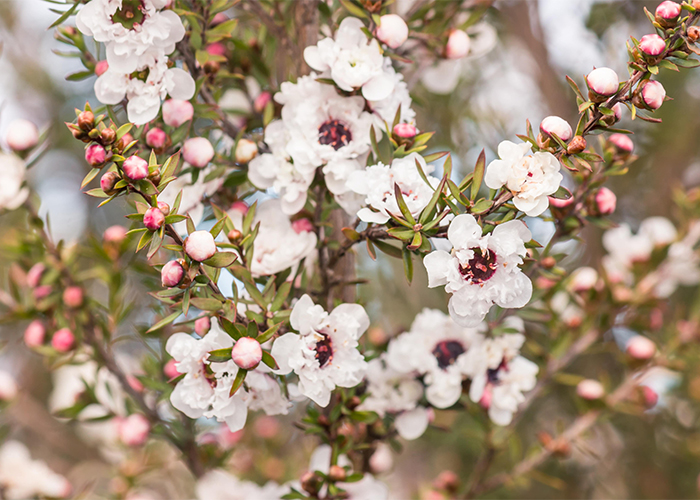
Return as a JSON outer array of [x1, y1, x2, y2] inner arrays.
[[595, 187, 617, 215], [0, 372, 17, 401], [328, 465, 347, 482], [567, 135, 587, 154], [689, 26, 700, 42], [157, 201, 170, 216], [292, 218, 314, 234], [231, 337, 262, 369], [123, 155, 149, 181], [194, 316, 211, 336], [626, 335, 656, 359], [95, 60, 109, 76], [446, 29, 470, 59], [609, 133, 634, 154], [235, 138, 258, 164], [143, 207, 165, 231], [63, 286, 83, 308], [393, 123, 418, 138], [642, 385, 658, 408], [78, 111, 94, 132], [206, 42, 226, 56], [639, 34, 665, 57], [227, 229, 242, 241], [52, 328, 75, 352], [164, 359, 179, 379], [434, 470, 460, 493], [34, 285, 52, 300], [639, 80, 666, 110], [117, 132, 133, 152], [27, 263, 45, 288], [570, 267, 598, 291], [540, 116, 572, 142], [254, 92, 272, 114], [369, 444, 393, 474], [6, 119, 39, 151], [161, 260, 185, 287], [300, 471, 322, 496], [85, 143, 106, 167], [146, 127, 169, 151], [541, 256, 556, 269], [376, 14, 409, 49], [100, 128, 116, 145], [117, 414, 150, 447], [230, 201, 248, 214], [613, 102, 623, 121], [24, 320, 46, 347], [655, 1, 681, 27], [576, 379, 605, 400], [148, 168, 161, 186], [101, 171, 121, 195], [184, 230, 217, 261], [586, 67, 619, 100], [162, 99, 194, 128], [104, 225, 127, 243], [182, 137, 214, 168]]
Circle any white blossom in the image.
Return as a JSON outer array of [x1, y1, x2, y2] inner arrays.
[[196, 470, 285, 500], [0, 441, 71, 499], [0, 153, 29, 211]]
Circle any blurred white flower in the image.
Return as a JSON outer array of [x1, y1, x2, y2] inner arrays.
[[196, 469, 285, 500], [0, 441, 71, 499], [0, 153, 29, 211]]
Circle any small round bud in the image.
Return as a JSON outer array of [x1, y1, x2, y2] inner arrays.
[[376, 14, 409, 49], [33, 285, 52, 300], [123, 155, 149, 181], [162, 99, 194, 128], [369, 444, 393, 474], [85, 143, 106, 167], [182, 138, 214, 168], [117, 414, 150, 447], [95, 60, 109, 76], [117, 132, 133, 152], [640, 80, 666, 110], [231, 337, 262, 370], [26, 263, 45, 288], [184, 230, 217, 262], [609, 133, 634, 153], [235, 138, 258, 164], [688, 26, 700, 42], [227, 229, 242, 241], [100, 171, 121, 195], [300, 471, 321, 496], [566, 135, 587, 155], [157, 201, 170, 216], [100, 128, 116, 145], [24, 320, 46, 347], [194, 316, 211, 336], [586, 67, 619, 98], [655, 1, 681, 27], [143, 207, 165, 231], [612, 103, 623, 121], [570, 267, 598, 292], [434, 470, 460, 493], [206, 42, 226, 56], [230, 201, 248, 214], [52, 328, 75, 352], [541, 256, 556, 269], [393, 123, 418, 138], [161, 260, 185, 287], [328, 465, 347, 482], [642, 385, 659, 408], [595, 187, 617, 215], [78, 111, 95, 132], [254, 92, 272, 114], [626, 335, 656, 359], [539, 116, 572, 142], [63, 286, 84, 308], [292, 218, 314, 234], [164, 359, 180, 379], [211, 13, 228, 25], [639, 34, 665, 57], [146, 127, 169, 151], [148, 168, 161, 186], [446, 29, 470, 59], [6, 119, 39, 151], [104, 225, 127, 243], [577, 379, 605, 400]]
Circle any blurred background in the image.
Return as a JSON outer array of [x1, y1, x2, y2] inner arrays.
[[2, 0, 700, 498]]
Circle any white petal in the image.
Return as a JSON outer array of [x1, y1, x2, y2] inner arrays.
[[127, 96, 161, 126], [423, 250, 452, 288], [330, 303, 370, 337], [362, 73, 395, 101], [94, 73, 127, 105], [166, 68, 196, 100], [290, 294, 315, 332], [223, 398, 248, 432], [447, 213, 480, 249], [304, 46, 327, 72], [395, 408, 430, 440], [106, 43, 139, 74], [357, 207, 390, 224], [269, 333, 299, 375], [484, 159, 509, 189]]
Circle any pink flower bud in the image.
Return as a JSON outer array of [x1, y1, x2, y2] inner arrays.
[[230, 201, 248, 214], [393, 123, 418, 138], [27, 263, 45, 288], [626, 335, 656, 359], [639, 34, 665, 56], [143, 206, 165, 231], [570, 267, 598, 292], [127, 374, 144, 392], [235, 138, 258, 164], [0, 371, 17, 401], [33, 285, 52, 300], [641, 80, 666, 110], [6, 119, 39, 151], [612, 102, 623, 121], [123, 155, 149, 181], [104, 225, 127, 243], [595, 187, 617, 215], [609, 133, 634, 153], [539, 116, 572, 142], [376, 14, 409, 49], [642, 385, 659, 408], [146, 127, 168, 150], [184, 230, 217, 261], [95, 60, 109, 76], [586, 67, 619, 97], [254, 415, 280, 439], [117, 414, 150, 447], [86, 144, 106, 168], [52, 328, 75, 352], [63, 286, 83, 308], [24, 320, 46, 347], [292, 218, 314, 234], [164, 359, 180, 379], [194, 316, 211, 336], [446, 29, 470, 59], [161, 260, 185, 287], [369, 443, 393, 474], [157, 201, 170, 215], [548, 195, 574, 208], [576, 379, 605, 400], [100, 171, 120, 195], [211, 13, 228, 26], [206, 42, 226, 56], [231, 337, 262, 369], [655, 1, 681, 21], [162, 99, 194, 128], [254, 92, 272, 114], [182, 137, 214, 168]]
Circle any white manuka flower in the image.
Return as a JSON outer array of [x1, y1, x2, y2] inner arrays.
[[386, 308, 486, 409], [0, 440, 71, 499], [94, 49, 195, 125], [346, 152, 440, 224], [485, 140, 563, 217], [0, 153, 29, 211], [76, 0, 186, 73], [424, 214, 533, 327], [228, 199, 317, 277], [304, 17, 395, 101], [359, 356, 430, 440], [196, 470, 285, 500], [271, 294, 370, 407]]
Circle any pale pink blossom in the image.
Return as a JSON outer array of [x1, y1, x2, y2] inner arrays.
[[62, 286, 83, 308], [446, 30, 470, 59], [185, 230, 217, 261], [143, 206, 165, 231], [626, 335, 656, 359], [195, 316, 211, 336], [182, 137, 214, 168], [655, 1, 681, 21], [595, 187, 617, 215], [639, 34, 665, 56], [117, 414, 150, 447], [162, 99, 194, 127], [586, 67, 619, 97], [123, 155, 149, 180], [576, 379, 605, 400], [609, 133, 634, 152], [161, 260, 185, 287], [6, 119, 39, 151], [24, 320, 45, 347], [231, 337, 263, 370], [104, 225, 127, 243], [376, 14, 409, 49], [95, 60, 109, 76], [26, 263, 45, 288]]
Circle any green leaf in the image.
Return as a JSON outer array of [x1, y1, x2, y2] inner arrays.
[[261, 351, 278, 370], [146, 311, 181, 333], [210, 217, 227, 238], [402, 247, 413, 283], [471, 199, 493, 214], [49, 2, 78, 28], [471, 149, 486, 201], [203, 252, 237, 268], [229, 368, 247, 396], [190, 297, 224, 311], [423, 151, 449, 163], [246, 321, 258, 339], [257, 323, 282, 344], [393, 183, 416, 224], [373, 239, 402, 258], [116, 123, 133, 140], [339, 0, 368, 18], [208, 348, 232, 362], [219, 317, 244, 340]]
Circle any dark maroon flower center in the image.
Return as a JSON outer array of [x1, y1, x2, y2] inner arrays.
[[432, 340, 466, 369], [486, 358, 508, 384], [318, 119, 352, 150], [315, 333, 334, 368], [112, 0, 145, 29], [459, 248, 498, 284]]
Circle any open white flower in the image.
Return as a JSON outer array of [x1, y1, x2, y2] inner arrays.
[[304, 17, 395, 101], [271, 295, 369, 406], [196, 470, 285, 500], [0, 153, 29, 211], [423, 214, 532, 327], [347, 152, 439, 224], [0, 440, 71, 499], [485, 140, 562, 216]]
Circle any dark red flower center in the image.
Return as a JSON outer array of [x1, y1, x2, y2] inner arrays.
[[112, 0, 145, 29], [432, 340, 466, 369], [315, 333, 334, 368], [459, 248, 498, 284], [487, 358, 508, 384], [318, 119, 352, 150]]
